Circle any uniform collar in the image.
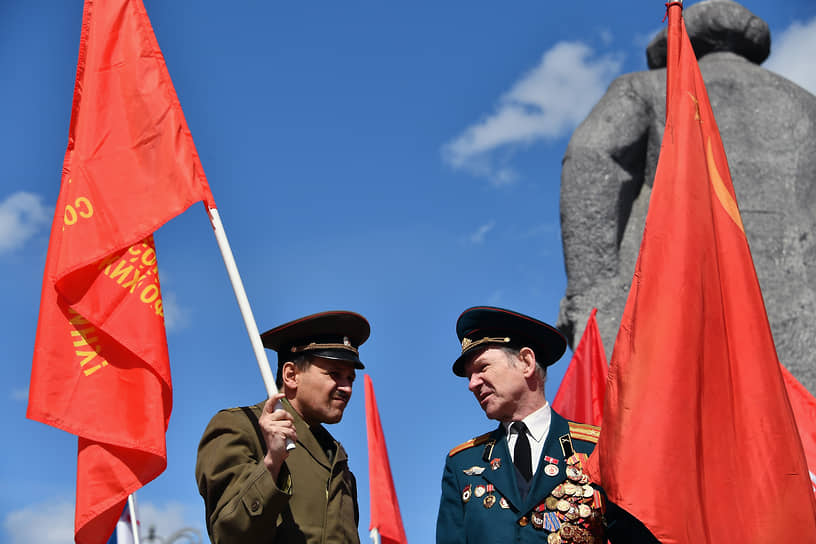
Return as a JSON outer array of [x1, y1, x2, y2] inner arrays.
[[282, 398, 346, 469], [502, 401, 551, 444]]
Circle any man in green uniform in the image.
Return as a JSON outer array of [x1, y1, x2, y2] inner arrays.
[[196, 311, 368, 543], [436, 306, 657, 543]]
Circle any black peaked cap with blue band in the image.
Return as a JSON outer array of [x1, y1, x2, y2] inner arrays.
[[452, 306, 567, 377], [261, 310, 370, 369]]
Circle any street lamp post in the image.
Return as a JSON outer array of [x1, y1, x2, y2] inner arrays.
[[144, 525, 204, 544]]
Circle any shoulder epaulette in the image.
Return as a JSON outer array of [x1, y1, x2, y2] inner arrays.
[[568, 421, 601, 444], [448, 432, 492, 457]]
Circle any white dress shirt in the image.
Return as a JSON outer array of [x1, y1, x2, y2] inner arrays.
[[503, 401, 551, 476]]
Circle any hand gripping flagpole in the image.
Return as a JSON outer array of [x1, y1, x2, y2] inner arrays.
[[207, 207, 295, 450]]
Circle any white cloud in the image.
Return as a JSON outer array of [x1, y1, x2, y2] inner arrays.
[[4, 500, 73, 544], [0, 192, 51, 254], [469, 220, 496, 244], [138, 500, 204, 541], [765, 16, 816, 95], [443, 41, 622, 185], [3, 498, 205, 544]]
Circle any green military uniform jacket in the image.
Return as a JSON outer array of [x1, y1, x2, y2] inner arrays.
[[196, 399, 360, 544]]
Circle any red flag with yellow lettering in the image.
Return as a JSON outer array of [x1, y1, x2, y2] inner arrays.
[[552, 308, 607, 426], [593, 3, 816, 541], [27, 1, 213, 542]]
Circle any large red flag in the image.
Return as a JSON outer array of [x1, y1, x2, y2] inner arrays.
[[593, 3, 816, 541], [364, 375, 408, 544], [552, 308, 607, 426], [780, 365, 816, 496], [27, 1, 213, 542]]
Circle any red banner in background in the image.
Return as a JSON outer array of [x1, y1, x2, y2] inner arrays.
[[592, 3, 816, 542], [365, 375, 408, 544], [552, 308, 607, 426], [28, 0, 213, 542], [780, 365, 816, 496]]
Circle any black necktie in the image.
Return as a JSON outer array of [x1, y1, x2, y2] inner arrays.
[[512, 421, 533, 482]]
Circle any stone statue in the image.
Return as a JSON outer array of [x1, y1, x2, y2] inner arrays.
[[558, 0, 816, 392]]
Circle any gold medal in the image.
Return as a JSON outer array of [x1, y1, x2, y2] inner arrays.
[[544, 463, 559, 477], [582, 485, 594, 498], [563, 482, 578, 496], [578, 504, 592, 518], [566, 466, 582, 482], [545, 496, 559, 510], [556, 499, 570, 513], [551, 483, 565, 498], [547, 533, 562, 544], [531, 511, 545, 529], [483, 484, 496, 508]]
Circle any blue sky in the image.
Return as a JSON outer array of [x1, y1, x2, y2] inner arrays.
[[3, 1, 815, 542]]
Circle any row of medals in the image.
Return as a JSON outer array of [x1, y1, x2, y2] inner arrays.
[[462, 453, 604, 544], [530, 453, 604, 544]]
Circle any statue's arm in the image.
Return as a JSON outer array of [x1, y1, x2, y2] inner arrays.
[[560, 73, 655, 296]]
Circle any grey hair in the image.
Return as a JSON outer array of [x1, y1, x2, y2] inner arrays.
[[499, 346, 547, 386]]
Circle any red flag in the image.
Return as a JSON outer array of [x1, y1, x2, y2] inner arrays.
[[593, 3, 816, 541], [364, 375, 408, 544], [552, 308, 607, 426], [27, 1, 213, 542], [780, 365, 816, 496]]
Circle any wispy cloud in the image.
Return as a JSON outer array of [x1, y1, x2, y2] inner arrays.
[[0, 192, 51, 255], [443, 41, 622, 186], [3, 498, 205, 544], [161, 290, 189, 332], [469, 220, 496, 244], [487, 289, 505, 306], [765, 16, 816, 95], [10, 388, 27, 402]]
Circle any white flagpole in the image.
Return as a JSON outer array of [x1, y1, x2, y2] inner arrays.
[[127, 493, 140, 544], [207, 207, 294, 450], [370, 528, 381, 544]]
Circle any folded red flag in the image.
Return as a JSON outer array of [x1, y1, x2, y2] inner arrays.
[[28, 1, 213, 542]]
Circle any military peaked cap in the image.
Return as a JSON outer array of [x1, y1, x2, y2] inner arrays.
[[452, 306, 566, 376], [261, 310, 370, 368]]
